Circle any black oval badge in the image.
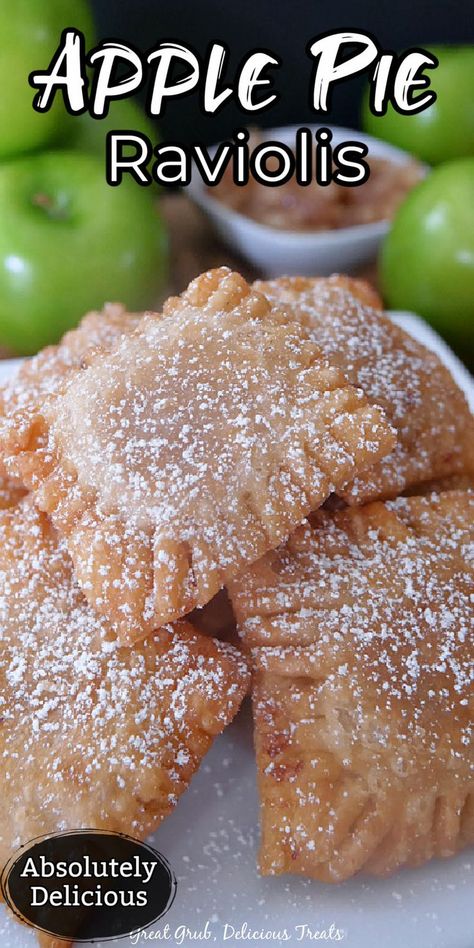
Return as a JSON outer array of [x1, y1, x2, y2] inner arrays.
[[1, 830, 176, 942]]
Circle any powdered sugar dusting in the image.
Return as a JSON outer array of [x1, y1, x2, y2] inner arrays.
[[0, 303, 141, 459], [0, 496, 248, 870], [255, 276, 474, 502], [229, 490, 474, 881], [0, 475, 25, 511], [7, 269, 394, 640]]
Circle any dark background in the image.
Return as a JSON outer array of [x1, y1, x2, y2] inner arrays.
[[90, 0, 474, 143]]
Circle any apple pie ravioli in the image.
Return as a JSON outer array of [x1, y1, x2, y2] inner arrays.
[[5, 268, 395, 641], [229, 490, 474, 880], [255, 276, 474, 502], [0, 496, 249, 874]]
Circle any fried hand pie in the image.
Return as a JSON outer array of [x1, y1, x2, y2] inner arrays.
[[6, 268, 394, 641], [0, 496, 249, 876], [255, 276, 474, 503], [229, 491, 474, 881]]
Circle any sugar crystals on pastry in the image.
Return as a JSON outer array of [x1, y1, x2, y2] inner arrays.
[[0, 473, 26, 510], [255, 275, 474, 502], [0, 496, 249, 876], [0, 302, 141, 464], [4, 268, 395, 641], [291, 274, 384, 311], [229, 490, 474, 881]]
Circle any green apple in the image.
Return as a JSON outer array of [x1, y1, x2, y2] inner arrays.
[[58, 99, 159, 157], [0, 150, 168, 355], [0, 0, 95, 161], [362, 46, 474, 164], [380, 158, 474, 353]]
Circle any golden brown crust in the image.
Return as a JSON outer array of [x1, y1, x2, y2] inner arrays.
[[4, 268, 395, 642], [0, 496, 249, 878], [229, 490, 474, 880], [0, 303, 141, 466], [0, 474, 26, 510], [258, 274, 383, 311], [255, 276, 474, 503], [321, 274, 383, 309], [403, 471, 474, 496]]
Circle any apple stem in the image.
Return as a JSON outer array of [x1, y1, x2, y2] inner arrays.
[[32, 192, 53, 210], [32, 192, 68, 220]]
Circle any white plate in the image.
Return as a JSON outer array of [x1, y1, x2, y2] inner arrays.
[[0, 314, 473, 948], [188, 125, 426, 277]]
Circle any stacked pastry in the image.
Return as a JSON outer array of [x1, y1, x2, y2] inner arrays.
[[0, 267, 472, 913]]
